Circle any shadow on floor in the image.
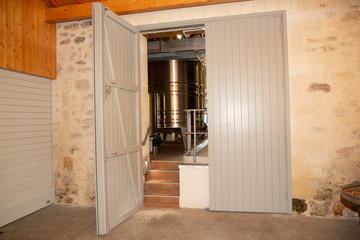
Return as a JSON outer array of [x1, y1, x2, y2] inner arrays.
[[0, 204, 95, 240], [1, 204, 359, 240]]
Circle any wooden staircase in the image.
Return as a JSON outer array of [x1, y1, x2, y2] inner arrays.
[[144, 161, 181, 208]]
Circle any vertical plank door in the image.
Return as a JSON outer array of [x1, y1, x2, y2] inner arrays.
[[93, 3, 143, 235], [206, 13, 291, 214]]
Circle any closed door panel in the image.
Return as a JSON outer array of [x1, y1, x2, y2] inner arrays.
[[206, 13, 291, 214]]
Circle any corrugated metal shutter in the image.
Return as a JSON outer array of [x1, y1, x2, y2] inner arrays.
[[206, 13, 291, 213], [0, 68, 53, 227]]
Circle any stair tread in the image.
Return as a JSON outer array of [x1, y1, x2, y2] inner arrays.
[[151, 160, 183, 163], [144, 192, 179, 197], [144, 202, 179, 209], [151, 168, 179, 171], [146, 179, 179, 183], [145, 189, 179, 193], [149, 169, 179, 172]]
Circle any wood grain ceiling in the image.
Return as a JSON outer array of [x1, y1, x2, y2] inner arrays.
[[46, 0, 105, 7], [45, 0, 250, 23]]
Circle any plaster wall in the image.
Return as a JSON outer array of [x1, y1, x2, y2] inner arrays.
[[179, 165, 210, 209], [53, 0, 360, 216]]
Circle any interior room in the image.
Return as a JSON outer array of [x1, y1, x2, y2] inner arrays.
[[0, 0, 359, 239]]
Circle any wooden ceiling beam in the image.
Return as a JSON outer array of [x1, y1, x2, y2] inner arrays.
[[46, 0, 250, 23], [48, 0, 61, 7]]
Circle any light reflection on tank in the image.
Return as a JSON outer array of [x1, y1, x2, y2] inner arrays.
[[148, 59, 207, 136]]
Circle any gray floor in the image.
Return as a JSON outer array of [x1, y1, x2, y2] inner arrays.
[[150, 140, 208, 162], [0, 205, 359, 240]]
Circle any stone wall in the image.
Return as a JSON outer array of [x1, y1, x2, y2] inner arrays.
[[53, 20, 150, 205], [53, 20, 95, 204], [284, 0, 360, 217], [53, 0, 360, 216]]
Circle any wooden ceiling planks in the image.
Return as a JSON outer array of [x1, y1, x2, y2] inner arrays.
[[46, 0, 250, 23], [46, 0, 105, 7], [48, 0, 61, 7]]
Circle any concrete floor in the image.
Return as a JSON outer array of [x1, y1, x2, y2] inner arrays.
[[0, 205, 359, 240], [150, 144, 186, 161], [151, 140, 208, 162]]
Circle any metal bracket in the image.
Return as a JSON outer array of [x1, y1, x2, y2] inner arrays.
[[195, 50, 206, 66]]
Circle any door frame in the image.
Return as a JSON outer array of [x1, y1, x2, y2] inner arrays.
[[137, 10, 291, 214], [93, 8, 291, 235], [93, 3, 107, 234]]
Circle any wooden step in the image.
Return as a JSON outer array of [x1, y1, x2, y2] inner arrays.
[[144, 192, 179, 196], [144, 161, 181, 209], [150, 161, 181, 170], [144, 195, 179, 209], [148, 170, 179, 182], [144, 182, 179, 195], [147, 179, 179, 183]]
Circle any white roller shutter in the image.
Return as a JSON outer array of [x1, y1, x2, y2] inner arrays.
[[0, 68, 53, 227]]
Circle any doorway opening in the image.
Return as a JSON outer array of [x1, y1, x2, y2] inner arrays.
[[141, 26, 209, 209], [144, 26, 208, 163]]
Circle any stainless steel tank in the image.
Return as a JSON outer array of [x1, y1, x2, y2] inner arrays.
[[198, 63, 207, 110], [148, 60, 206, 135]]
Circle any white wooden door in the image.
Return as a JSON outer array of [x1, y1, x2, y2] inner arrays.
[[93, 3, 142, 235], [206, 13, 291, 213]]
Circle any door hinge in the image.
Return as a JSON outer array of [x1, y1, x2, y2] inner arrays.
[[104, 86, 111, 100]]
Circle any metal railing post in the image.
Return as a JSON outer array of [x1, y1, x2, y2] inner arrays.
[[193, 110, 197, 165], [187, 111, 191, 155], [185, 109, 207, 165]]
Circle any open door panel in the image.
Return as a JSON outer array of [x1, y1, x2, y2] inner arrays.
[[93, 2, 143, 235]]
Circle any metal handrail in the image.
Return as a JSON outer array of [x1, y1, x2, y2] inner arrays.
[[142, 127, 151, 175], [142, 126, 150, 146], [184, 109, 207, 164]]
